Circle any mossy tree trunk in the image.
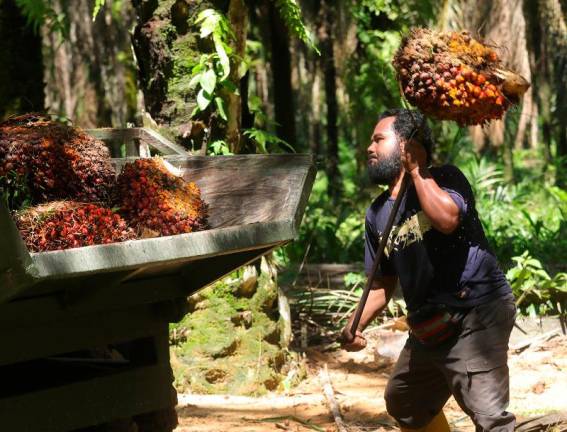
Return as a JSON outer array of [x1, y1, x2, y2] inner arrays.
[[131, 0, 229, 148]]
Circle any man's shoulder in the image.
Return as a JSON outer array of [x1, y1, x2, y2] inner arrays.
[[366, 190, 391, 218], [429, 164, 472, 190], [429, 163, 466, 178]]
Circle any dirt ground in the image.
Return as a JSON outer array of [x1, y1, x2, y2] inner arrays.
[[175, 329, 567, 432]]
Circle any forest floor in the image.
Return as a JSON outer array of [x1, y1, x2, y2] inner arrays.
[[174, 321, 567, 432]]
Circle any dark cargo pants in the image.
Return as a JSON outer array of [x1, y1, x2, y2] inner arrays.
[[384, 293, 516, 431]]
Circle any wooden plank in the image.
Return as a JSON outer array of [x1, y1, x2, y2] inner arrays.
[[167, 154, 315, 229], [0, 363, 175, 431], [111, 154, 315, 229], [85, 128, 142, 141], [125, 137, 140, 157], [292, 157, 317, 232], [0, 303, 165, 366], [0, 275, 186, 329], [0, 246, 278, 335], [140, 127, 188, 156], [86, 127, 188, 156]]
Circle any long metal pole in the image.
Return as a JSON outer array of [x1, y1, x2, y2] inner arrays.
[[345, 171, 410, 342]]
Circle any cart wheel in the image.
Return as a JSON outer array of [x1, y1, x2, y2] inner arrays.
[[134, 406, 178, 432]]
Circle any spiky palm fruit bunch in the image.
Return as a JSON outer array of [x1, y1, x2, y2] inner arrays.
[[0, 113, 115, 209], [15, 201, 136, 252], [115, 158, 208, 237], [393, 28, 530, 126]]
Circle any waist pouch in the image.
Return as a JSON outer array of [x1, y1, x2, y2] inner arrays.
[[407, 303, 468, 347]]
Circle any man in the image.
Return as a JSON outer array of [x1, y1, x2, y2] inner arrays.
[[340, 109, 517, 432]]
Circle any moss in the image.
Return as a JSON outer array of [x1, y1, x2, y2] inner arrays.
[[250, 271, 278, 312], [172, 268, 291, 396]]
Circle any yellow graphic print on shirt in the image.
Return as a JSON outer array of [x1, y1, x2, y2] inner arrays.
[[381, 211, 433, 257]]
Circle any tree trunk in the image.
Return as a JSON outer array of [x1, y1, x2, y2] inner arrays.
[[319, 0, 341, 202], [42, 0, 136, 128], [523, 0, 567, 185], [537, 0, 567, 187], [455, 0, 533, 158], [0, 0, 44, 120], [268, 1, 296, 146], [309, 64, 322, 156], [226, 0, 248, 153]]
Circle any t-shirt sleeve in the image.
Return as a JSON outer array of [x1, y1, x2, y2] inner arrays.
[[436, 165, 473, 218], [364, 209, 396, 279]]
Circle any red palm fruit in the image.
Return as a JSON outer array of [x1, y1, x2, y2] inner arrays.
[[0, 114, 115, 210], [488, 51, 498, 62], [114, 158, 209, 238], [14, 201, 136, 252]]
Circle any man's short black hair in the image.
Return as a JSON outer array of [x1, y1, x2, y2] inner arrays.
[[377, 109, 433, 164]]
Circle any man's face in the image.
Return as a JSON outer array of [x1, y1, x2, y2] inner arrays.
[[367, 116, 402, 185]]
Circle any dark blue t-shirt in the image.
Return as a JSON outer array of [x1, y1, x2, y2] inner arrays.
[[364, 164, 511, 312]]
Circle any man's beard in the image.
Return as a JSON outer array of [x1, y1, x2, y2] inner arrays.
[[367, 147, 402, 185]]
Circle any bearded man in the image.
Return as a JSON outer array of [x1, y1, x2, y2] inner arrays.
[[341, 109, 516, 432]]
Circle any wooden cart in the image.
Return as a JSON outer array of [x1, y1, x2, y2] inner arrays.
[[0, 129, 316, 431]]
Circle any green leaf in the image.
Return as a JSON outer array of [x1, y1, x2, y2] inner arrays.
[[273, 0, 320, 55], [214, 97, 227, 121], [195, 8, 216, 24], [200, 69, 217, 94], [197, 88, 212, 111], [92, 0, 105, 21], [214, 34, 230, 80], [209, 140, 232, 155], [188, 73, 202, 90], [196, 9, 221, 38]]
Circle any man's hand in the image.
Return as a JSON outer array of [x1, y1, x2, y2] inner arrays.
[[400, 138, 427, 174], [339, 327, 367, 352]]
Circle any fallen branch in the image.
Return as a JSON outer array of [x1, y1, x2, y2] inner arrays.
[[319, 364, 348, 432], [510, 329, 561, 353], [177, 393, 325, 410], [245, 415, 325, 432], [515, 412, 567, 432]]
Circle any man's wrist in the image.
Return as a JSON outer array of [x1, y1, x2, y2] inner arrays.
[[409, 164, 429, 179]]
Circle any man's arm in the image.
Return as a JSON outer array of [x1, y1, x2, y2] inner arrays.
[[340, 275, 397, 352], [401, 139, 460, 234]]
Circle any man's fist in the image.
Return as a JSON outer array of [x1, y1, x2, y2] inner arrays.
[[400, 138, 427, 174], [340, 327, 367, 352]]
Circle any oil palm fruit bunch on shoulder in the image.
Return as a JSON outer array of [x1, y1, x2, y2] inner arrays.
[[14, 201, 136, 252], [0, 113, 115, 209], [393, 28, 530, 126], [115, 157, 208, 237]]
